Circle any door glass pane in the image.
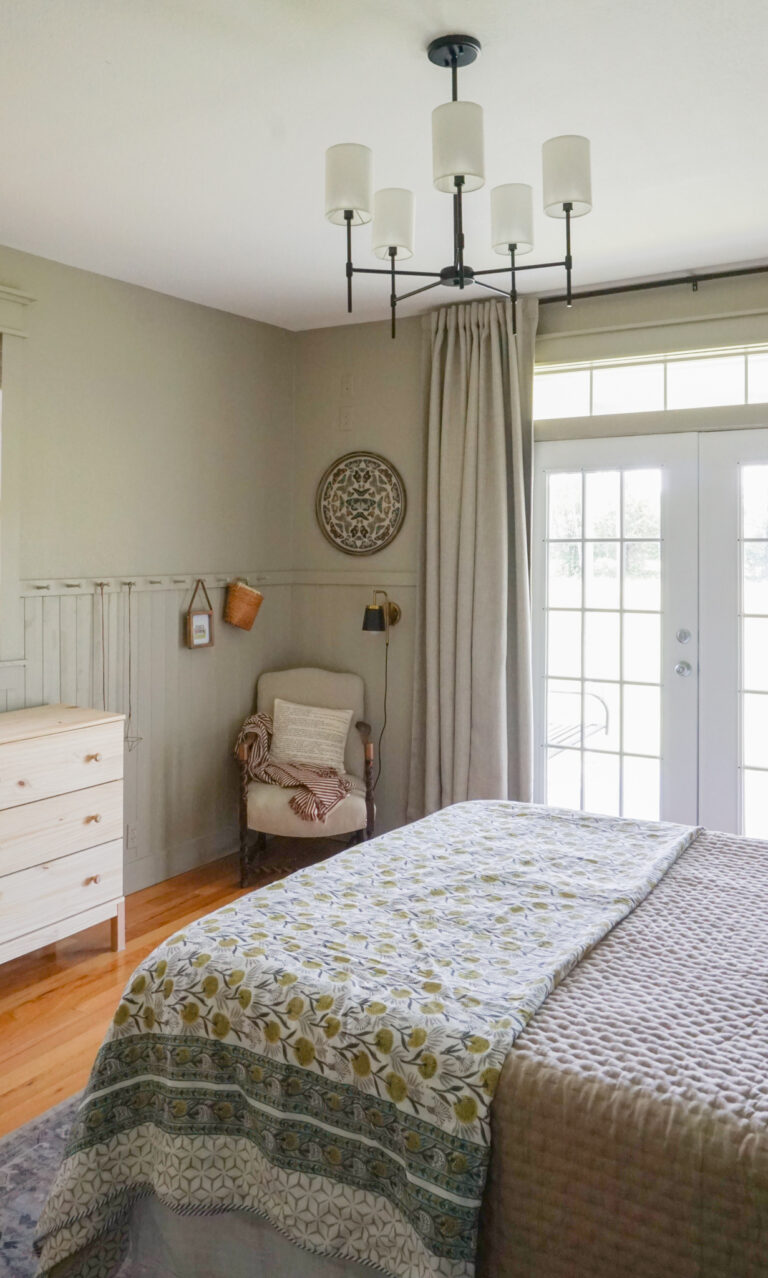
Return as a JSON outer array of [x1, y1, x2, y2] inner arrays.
[[548, 542, 581, 607], [744, 769, 768, 837], [623, 470, 661, 538], [743, 617, 768, 691], [623, 684, 661, 756], [622, 757, 660, 821], [584, 681, 620, 751], [743, 694, 768, 768], [548, 611, 581, 678], [585, 471, 620, 538], [624, 542, 661, 610], [583, 751, 620, 815], [585, 542, 620, 608], [743, 465, 768, 538], [624, 613, 661, 683], [546, 679, 582, 748], [584, 612, 620, 680], [548, 472, 582, 537], [542, 467, 663, 821], [743, 543, 768, 614], [546, 747, 581, 808]]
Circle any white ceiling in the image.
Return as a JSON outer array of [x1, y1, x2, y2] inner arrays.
[[0, 0, 766, 330]]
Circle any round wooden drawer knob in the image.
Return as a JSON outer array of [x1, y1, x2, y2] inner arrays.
[[85, 753, 102, 763], [84, 874, 102, 885], [85, 814, 103, 823]]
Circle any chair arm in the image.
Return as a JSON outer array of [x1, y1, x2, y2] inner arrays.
[[356, 721, 375, 839]]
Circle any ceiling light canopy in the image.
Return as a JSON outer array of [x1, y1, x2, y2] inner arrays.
[[324, 35, 592, 337]]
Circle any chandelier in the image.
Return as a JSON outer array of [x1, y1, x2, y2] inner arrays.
[[324, 34, 592, 337]]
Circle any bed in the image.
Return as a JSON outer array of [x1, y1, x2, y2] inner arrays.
[[35, 803, 768, 1277]]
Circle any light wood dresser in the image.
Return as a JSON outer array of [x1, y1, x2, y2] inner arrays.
[[0, 704, 125, 965]]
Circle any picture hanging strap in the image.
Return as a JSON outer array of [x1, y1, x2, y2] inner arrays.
[[188, 578, 213, 611]]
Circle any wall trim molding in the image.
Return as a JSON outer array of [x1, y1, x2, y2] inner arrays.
[[20, 568, 419, 596], [0, 283, 34, 336]]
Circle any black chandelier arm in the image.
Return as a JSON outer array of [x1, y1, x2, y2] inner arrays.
[[473, 259, 567, 277], [394, 279, 444, 304], [474, 278, 512, 299], [351, 266, 443, 279]]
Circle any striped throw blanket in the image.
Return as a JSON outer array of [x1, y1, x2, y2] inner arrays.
[[235, 711, 360, 822]]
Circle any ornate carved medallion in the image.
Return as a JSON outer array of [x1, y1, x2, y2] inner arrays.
[[315, 451, 407, 556]]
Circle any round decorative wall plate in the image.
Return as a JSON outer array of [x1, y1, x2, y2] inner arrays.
[[315, 451, 407, 556]]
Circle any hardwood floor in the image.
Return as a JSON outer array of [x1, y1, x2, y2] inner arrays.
[[0, 839, 343, 1138]]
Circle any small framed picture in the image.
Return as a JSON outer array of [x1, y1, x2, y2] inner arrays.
[[185, 580, 214, 649]]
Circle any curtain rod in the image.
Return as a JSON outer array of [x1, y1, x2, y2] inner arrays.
[[538, 262, 768, 307]]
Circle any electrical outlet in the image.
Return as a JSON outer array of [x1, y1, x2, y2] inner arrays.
[[340, 373, 354, 399], [338, 405, 353, 433], [126, 824, 138, 850]]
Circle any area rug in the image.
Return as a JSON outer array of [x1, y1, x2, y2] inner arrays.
[[0, 1093, 81, 1278]]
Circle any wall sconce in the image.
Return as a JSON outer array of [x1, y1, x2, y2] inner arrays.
[[361, 589, 401, 792], [361, 589, 402, 644]]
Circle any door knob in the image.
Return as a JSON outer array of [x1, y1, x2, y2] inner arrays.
[[675, 661, 693, 677]]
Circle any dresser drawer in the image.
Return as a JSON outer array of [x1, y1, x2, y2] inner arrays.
[[0, 839, 123, 943], [0, 721, 123, 810], [0, 781, 123, 876]]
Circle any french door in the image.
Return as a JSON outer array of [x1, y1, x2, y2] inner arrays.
[[532, 428, 768, 835]]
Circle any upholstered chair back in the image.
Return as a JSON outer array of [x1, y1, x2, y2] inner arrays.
[[256, 667, 366, 779]]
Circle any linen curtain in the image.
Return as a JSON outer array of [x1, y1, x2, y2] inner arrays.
[[407, 297, 538, 819]]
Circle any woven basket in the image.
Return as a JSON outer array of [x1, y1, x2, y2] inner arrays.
[[224, 580, 264, 631]]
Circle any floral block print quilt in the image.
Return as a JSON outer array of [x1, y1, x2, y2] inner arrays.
[[36, 801, 698, 1278]]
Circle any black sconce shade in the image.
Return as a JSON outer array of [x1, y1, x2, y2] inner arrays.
[[362, 604, 386, 632]]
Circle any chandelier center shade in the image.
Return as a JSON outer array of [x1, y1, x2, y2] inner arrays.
[[324, 35, 593, 336]]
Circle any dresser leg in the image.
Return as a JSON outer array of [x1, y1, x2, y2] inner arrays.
[[111, 898, 126, 952]]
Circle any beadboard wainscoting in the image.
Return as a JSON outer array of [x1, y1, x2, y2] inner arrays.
[[12, 570, 417, 894], [16, 576, 293, 893]]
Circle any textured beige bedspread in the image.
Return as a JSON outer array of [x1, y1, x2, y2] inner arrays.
[[478, 828, 768, 1276]]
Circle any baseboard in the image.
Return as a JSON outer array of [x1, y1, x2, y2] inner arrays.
[[124, 826, 238, 895]]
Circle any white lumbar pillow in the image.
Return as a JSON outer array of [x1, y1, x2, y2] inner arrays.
[[270, 698, 353, 772]]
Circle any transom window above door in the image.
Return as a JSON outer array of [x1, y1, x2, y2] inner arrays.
[[533, 344, 768, 421]]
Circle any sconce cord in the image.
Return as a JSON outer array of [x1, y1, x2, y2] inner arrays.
[[374, 638, 389, 791]]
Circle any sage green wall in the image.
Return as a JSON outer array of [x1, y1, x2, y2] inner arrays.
[[291, 316, 423, 834], [0, 245, 296, 582], [0, 245, 298, 891]]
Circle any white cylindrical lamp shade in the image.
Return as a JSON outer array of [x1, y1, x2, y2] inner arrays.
[[372, 188, 414, 260], [432, 101, 485, 193], [325, 143, 372, 225], [491, 184, 534, 255], [542, 135, 592, 217]]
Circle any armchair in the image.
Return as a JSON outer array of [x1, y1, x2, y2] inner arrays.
[[236, 667, 375, 886]]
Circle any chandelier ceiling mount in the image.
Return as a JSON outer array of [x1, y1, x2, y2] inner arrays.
[[324, 35, 593, 336]]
